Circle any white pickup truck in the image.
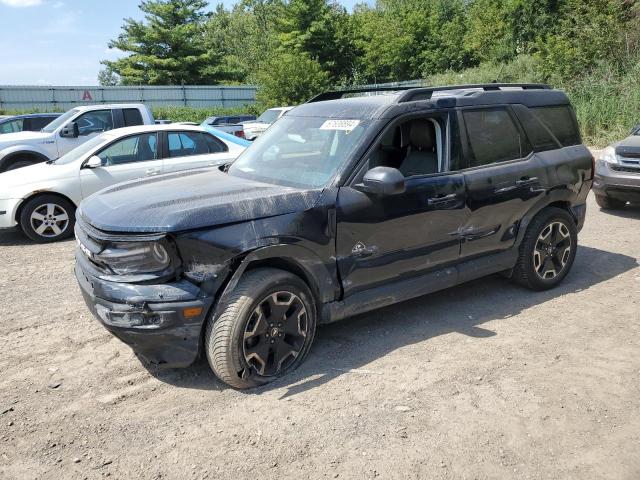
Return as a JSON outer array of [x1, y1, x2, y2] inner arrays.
[[0, 103, 154, 172]]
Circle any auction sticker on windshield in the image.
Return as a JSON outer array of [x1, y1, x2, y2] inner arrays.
[[320, 119, 360, 132]]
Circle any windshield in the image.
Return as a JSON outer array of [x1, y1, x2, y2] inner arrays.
[[53, 134, 109, 165], [228, 116, 369, 188], [256, 109, 281, 124], [41, 108, 79, 132]]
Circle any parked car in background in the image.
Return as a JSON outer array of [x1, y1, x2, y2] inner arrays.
[[203, 115, 256, 139], [74, 84, 592, 389], [593, 124, 640, 209], [0, 113, 62, 135], [241, 107, 292, 140], [0, 104, 154, 172], [0, 124, 246, 242]]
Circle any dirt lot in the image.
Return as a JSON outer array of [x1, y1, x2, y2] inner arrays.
[[1, 193, 639, 480]]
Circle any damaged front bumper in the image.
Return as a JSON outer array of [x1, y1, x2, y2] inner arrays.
[[75, 251, 213, 368]]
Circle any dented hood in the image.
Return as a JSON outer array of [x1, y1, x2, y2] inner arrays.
[[78, 168, 322, 233]]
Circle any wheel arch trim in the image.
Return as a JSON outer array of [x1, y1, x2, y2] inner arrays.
[[218, 244, 337, 309], [0, 148, 51, 171], [515, 189, 579, 247], [15, 190, 78, 224]]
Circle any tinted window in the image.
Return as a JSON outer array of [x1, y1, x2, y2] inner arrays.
[[512, 105, 559, 152], [30, 117, 56, 130], [98, 133, 158, 166], [204, 133, 226, 153], [0, 119, 23, 134], [167, 131, 210, 158], [463, 108, 531, 167], [76, 110, 113, 136], [123, 108, 143, 127], [531, 106, 580, 147]]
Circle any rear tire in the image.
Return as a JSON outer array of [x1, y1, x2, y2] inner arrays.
[[595, 194, 626, 210], [19, 194, 76, 243], [511, 207, 577, 291], [205, 268, 317, 389]]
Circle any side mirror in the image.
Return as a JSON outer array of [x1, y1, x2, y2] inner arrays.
[[357, 166, 405, 196], [60, 121, 79, 138], [84, 156, 103, 169]]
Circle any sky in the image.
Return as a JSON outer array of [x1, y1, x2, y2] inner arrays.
[[0, 0, 364, 85]]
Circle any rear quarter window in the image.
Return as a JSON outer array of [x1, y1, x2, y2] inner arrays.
[[512, 105, 559, 152], [531, 106, 581, 147]]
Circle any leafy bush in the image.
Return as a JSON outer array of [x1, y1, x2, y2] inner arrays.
[[151, 104, 260, 123]]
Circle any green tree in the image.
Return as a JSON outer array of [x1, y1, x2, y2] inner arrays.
[[97, 66, 120, 86], [278, 0, 355, 82], [102, 0, 218, 85], [204, 0, 285, 83], [537, 0, 629, 80], [256, 52, 330, 106]]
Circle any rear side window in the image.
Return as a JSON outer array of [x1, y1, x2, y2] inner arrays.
[[462, 108, 531, 167], [30, 117, 56, 130], [512, 105, 559, 152], [167, 131, 226, 158], [531, 106, 580, 147], [204, 133, 226, 153], [123, 108, 143, 127]]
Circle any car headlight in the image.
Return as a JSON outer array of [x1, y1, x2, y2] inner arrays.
[[93, 241, 172, 275], [599, 146, 618, 165]]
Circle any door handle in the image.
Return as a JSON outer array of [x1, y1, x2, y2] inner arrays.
[[427, 193, 457, 206], [515, 177, 538, 187], [146, 168, 160, 176], [495, 177, 539, 193]]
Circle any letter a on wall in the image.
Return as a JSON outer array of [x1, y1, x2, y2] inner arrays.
[[82, 90, 93, 101]]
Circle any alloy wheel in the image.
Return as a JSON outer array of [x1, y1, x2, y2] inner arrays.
[[243, 291, 309, 377], [29, 203, 70, 238], [532, 221, 572, 280]]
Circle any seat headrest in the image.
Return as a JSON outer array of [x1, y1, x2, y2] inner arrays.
[[409, 119, 435, 150]]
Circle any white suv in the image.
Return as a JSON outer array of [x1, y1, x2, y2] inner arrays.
[[0, 104, 154, 172], [241, 107, 293, 140], [0, 124, 246, 242]]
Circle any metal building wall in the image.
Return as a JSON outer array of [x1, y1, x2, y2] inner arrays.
[[0, 85, 257, 111]]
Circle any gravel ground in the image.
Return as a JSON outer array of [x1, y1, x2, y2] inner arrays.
[[0, 193, 639, 480]]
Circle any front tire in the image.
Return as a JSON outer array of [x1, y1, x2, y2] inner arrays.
[[511, 207, 577, 291], [595, 194, 626, 210], [205, 268, 317, 389], [19, 194, 76, 243]]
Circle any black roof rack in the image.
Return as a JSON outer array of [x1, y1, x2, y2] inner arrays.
[[307, 83, 552, 103]]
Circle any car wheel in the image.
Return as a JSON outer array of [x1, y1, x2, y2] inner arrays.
[[205, 268, 317, 389], [595, 194, 626, 210], [19, 194, 76, 243], [511, 207, 577, 291], [5, 160, 36, 171]]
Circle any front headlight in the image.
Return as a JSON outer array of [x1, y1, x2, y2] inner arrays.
[[600, 146, 618, 165], [93, 241, 172, 275]]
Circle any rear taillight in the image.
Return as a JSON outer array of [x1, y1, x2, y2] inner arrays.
[[234, 130, 245, 139]]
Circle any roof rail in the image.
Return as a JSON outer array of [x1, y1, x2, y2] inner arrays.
[[307, 86, 418, 103], [307, 83, 552, 103]]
